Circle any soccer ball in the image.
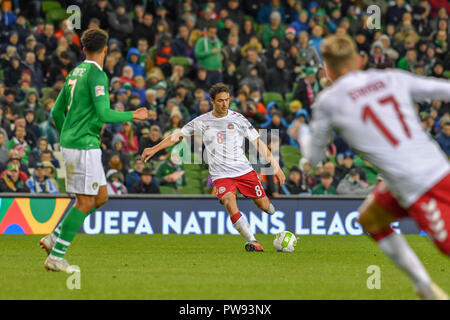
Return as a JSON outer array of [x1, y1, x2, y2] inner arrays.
[[273, 231, 297, 252]]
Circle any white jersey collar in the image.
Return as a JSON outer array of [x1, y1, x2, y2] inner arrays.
[[84, 60, 103, 71]]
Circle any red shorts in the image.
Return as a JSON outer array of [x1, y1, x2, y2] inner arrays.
[[213, 170, 266, 201], [373, 173, 450, 255]]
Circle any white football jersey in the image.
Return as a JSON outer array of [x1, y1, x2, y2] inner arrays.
[[302, 69, 450, 207], [181, 110, 259, 181]]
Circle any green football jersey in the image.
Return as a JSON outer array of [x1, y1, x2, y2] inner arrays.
[[52, 60, 133, 150]]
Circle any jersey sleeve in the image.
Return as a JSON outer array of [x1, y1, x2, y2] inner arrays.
[[300, 95, 332, 166], [181, 117, 202, 137], [51, 83, 68, 134], [88, 70, 133, 123], [239, 115, 259, 142], [397, 70, 450, 102]]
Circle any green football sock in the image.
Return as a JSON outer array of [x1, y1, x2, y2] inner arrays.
[[52, 207, 96, 240], [50, 207, 90, 258]]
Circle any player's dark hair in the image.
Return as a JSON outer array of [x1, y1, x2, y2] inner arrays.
[[209, 83, 230, 100], [81, 28, 109, 53]]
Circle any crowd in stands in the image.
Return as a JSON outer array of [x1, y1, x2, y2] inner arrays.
[[0, 0, 449, 196]]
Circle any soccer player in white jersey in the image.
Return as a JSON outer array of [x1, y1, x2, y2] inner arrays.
[[301, 35, 450, 299], [142, 83, 285, 251]]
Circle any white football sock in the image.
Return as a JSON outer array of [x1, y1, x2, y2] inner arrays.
[[266, 203, 275, 215], [233, 215, 256, 242], [378, 232, 431, 292]]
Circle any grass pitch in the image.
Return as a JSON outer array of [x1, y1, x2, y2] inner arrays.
[[0, 234, 449, 300]]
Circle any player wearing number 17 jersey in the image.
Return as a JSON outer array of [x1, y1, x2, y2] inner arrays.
[[301, 35, 450, 299], [39, 29, 148, 273], [142, 84, 286, 252]]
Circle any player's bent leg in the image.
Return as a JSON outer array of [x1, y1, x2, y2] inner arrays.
[[221, 192, 263, 252], [357, 193, 398, 235], [358, 189, 440, 298], [252, 196, 275, 215], [45, 194, 95, 273], [94, 185, 108, 209]]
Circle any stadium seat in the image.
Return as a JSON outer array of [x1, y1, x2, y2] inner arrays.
[[46, 8, 69, 23], [169, 56, 193, 69], [285, 92, 294, 103], [263, 92, 285, 109], [41, 1, 61, 13], [177, 186, 202, 194], [159, 186, 175, 194], [280, 145, 301, 170]]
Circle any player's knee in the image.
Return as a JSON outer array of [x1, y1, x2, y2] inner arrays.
[[95, 193, 108, 208], [357, 205, 386, 234]]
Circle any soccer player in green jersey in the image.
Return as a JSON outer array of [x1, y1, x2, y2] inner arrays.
[[40, 28, 148, 273]]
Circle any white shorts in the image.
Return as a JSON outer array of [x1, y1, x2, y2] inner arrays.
[[61, 147, 106, 195]]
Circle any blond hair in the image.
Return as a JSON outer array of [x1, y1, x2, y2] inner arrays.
[[321, 35, 357, 75]]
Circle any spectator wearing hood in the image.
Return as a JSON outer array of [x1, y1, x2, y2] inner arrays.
[[106, 168, 128, 195], [38, 113, 59, 149], [4, 55, 23, 88], [368, 41, 394, 69], [266, 110, 290, 145], [290, 9, 309, 36], [126, 47, 145, 78], [19, 89, 45, 123], [239, 66, 265, 93]]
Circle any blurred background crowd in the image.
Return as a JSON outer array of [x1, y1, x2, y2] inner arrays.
[[0, 0, 449, 196]]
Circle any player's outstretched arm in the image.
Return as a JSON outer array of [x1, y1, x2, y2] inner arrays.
[[142, 129, 184, 162], [251, 137, 286, 186], [399, 70, 450, 102], [51, 84, 68, 134]]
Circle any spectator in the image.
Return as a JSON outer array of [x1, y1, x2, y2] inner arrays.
[[24, 109, 40, 143], [106, 169, 128, 195], [292, 67, 317, 116], [0, 130, 8, 164], [239, 19, 257, 47], [335, 150, 366, 182], [4, 55, 23, 88], [290, 10, 309, 36], [299, 158, 316, 189], [38, 114, 59, 149], [337, 168, 373, 196], [297, 31, 321, 67], [130, 167, 160, 194], [8, 125, 30, 164], [25, 162, 58, 194], [265, 56, 291, 95], [258, 0, 285, 24], [312, 171, 337, 195], [266, 111, 289, 145], [155, 153, 186, 189], [133, 12, 155, 48], [368, 41, 394, 69], [84, 0, 111, 30], [19, 89, 45, 124], [261, 11, 285, 47], [125, 156, 146, 190], [107, 2, 133, 48], [0, 164, 29, 192], [194, 26, 223, 85], [37, 22, 57, 56], [435, 118, 450, 157], [22, 51, 44, 92], [172, 24, 191, 57], [281, 166, 309, 195]]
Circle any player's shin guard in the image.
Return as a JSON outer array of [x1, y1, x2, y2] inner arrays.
[[51, 207, 96, 241], [231, 212, 256, 242], [370, 227, 432, 293]]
